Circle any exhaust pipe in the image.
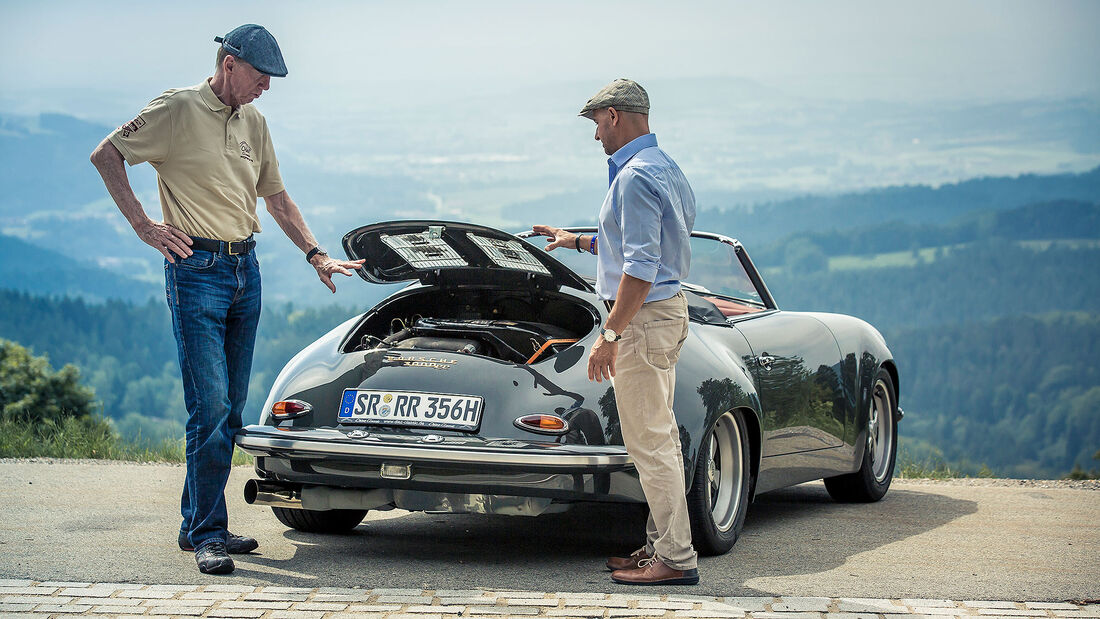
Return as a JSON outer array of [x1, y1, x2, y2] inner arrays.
[[244, 479, 302, 508], [244, 479, 394, 511]]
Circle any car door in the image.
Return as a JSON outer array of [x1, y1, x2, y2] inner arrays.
[[733, 312, 847, 456], [685, 234, 847, 457]]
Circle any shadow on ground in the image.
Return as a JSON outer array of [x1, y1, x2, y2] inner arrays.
[[236, 482, 977, 594]]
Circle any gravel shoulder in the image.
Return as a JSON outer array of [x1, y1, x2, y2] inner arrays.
[[1, 461, 1097, 600], [7, 457, 1097, 488]]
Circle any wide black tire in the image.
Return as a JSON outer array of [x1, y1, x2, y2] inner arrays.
[[825, 368, 898, 502], [687, 410, 752, 556], [271, 507, 367, 533]]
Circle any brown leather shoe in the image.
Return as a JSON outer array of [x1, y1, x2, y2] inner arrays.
[[606, 548, 651, 571], [611, 557, 699, 586]]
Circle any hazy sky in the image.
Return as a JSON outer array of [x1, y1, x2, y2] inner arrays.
[[2, 0, 1099, 112]]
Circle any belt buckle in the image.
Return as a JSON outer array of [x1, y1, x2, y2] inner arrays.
[[228, 241, 242, 255]]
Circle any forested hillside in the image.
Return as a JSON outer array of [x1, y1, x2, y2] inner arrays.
[[889, 314, 1099, 477], [750, 198, 1100, 477], [0, 291, 356, 442], [1, 171, 1097, 478]]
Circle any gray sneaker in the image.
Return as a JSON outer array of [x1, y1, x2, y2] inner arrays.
[[179, 531, 258, 554], [195, 540, 234, 575]]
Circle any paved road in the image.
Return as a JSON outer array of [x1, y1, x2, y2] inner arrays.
[[1, 462, 1097, 601], [2, 581, 1099, 619]]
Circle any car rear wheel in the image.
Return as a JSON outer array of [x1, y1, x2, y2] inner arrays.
[[825, 368, 898, 502], [271, 507, 367, 533], [687, 410, 752, 556]]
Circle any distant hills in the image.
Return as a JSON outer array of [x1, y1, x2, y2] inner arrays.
[[749, 198, 1100, 267], [695, 167, 1100, 246], [1, 119, 1098, 307], [0, 233, 156, 303], [1, 109, 1098, 478], [0, 114, 154, 219]]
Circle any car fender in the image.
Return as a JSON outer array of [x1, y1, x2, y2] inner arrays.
[[672, 321, 763, 493], [809, 312, 898, 467], [259, 313, 365, 425]]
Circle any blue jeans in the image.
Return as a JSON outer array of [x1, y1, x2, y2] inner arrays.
[[165, 248, 261, 551]]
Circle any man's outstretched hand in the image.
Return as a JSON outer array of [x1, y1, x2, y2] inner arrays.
[[310, 255, 366, 293], [531, 224, 579, 252]]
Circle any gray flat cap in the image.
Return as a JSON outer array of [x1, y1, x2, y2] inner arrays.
[[578, 78, 650, 117]]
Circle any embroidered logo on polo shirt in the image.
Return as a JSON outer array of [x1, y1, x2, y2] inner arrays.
[[120, 116, 146, 137], [239, 140, 253, 162]]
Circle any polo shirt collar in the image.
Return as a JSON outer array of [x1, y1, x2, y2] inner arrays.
[[199, 78, 231, 112], [607, 133, 658, 186]]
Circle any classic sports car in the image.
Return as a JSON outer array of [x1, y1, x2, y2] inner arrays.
[[235, 220, 901, 555]]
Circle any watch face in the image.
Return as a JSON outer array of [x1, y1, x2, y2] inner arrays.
[[602, 328, 619, 341]]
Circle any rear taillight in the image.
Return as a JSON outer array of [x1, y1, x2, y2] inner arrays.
[[271, 399, 312, 420], [513, 413, 569, 435]]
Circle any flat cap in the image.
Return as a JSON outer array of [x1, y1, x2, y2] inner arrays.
[[215, 24, 288, 77], [578, 78, 650, 117]]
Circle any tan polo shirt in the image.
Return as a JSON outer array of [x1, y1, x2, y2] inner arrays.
[[109, 79, 285, 241]]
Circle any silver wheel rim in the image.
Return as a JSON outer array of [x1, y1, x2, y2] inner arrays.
[[705, 412, 744, 532], [867, 378, 895, 482]]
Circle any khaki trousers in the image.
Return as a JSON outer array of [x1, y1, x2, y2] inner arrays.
[[613, 291, 698, 570]]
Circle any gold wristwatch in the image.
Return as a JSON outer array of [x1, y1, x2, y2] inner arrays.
[[600, 327, 622, 342]]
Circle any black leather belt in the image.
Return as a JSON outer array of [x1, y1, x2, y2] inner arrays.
[[189, 236, 255, 255]]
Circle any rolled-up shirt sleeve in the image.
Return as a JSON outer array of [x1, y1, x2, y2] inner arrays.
[[618, 169, 663, 283]]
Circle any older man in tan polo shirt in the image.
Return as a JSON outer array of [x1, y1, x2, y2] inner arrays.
[[90, 24, 363, 575]]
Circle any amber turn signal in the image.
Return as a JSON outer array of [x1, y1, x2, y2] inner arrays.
[[271, 399, 312, 419], [513, 413, 569, 435]]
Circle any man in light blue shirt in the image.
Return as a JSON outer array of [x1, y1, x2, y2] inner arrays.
[[595, 131, 695, 304], [534, 78, 698, 586]]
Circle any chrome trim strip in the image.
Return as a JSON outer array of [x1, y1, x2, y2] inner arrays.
[[236, 434, 633, 467]]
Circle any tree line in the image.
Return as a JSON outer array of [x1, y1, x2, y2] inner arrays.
[[1, 200, 1097, 476]]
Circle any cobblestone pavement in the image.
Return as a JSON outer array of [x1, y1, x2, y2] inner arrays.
[[1, 581, 1097, 619]]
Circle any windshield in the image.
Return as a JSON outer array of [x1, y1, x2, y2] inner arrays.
[[687, 236, 763, 305]]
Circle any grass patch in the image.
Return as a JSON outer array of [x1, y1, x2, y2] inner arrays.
[[1063, 450, 1100, 479], [894, 446, 996, 479], [830, 247, 936, 271], [0, 416, 253, 465]]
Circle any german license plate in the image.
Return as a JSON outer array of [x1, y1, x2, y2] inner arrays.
[[338, 389, 483, 431]]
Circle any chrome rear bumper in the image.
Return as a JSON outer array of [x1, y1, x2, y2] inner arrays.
[[235, 425, 644, 503], [236, 425, 632, 468]]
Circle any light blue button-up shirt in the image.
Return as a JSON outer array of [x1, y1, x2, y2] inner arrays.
[[596, 133, 696, 302]]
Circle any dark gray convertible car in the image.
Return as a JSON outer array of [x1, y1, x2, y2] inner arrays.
[[235, 220, 900, 555]]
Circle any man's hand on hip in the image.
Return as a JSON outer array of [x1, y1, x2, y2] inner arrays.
[[310, 255, 366, 293], [532, 224, 579, 252], [137, 220, 193, 263], [588, 335, 617, 382]]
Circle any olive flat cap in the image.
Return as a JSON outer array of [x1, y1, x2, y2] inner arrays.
[[215, 24, 288, 77], [578, 78, 650, 117]]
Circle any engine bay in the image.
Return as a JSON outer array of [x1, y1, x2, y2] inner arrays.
[[344, 287, 598, 364]]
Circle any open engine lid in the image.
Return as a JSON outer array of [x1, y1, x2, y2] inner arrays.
[[342, 220, 593, 292]]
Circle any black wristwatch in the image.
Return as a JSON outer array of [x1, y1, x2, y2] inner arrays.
[[305, 246, 328, 262]]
